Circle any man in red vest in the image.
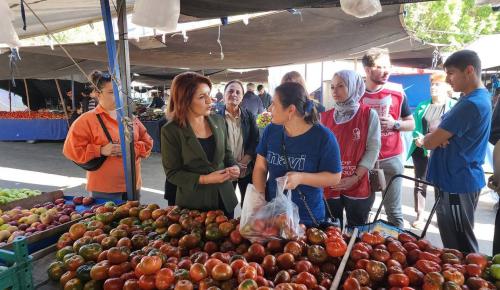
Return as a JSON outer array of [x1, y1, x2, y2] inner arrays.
[[360, 48, 415, 228]]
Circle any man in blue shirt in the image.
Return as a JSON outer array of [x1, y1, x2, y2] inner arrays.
[[424, 50, 492, 253], [241, 83, 264, 117]]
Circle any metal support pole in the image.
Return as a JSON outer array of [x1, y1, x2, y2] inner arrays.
[[320, 61, 324, 104], [23, 79, 31, 112], [117, 0, 137, 201], [71, 74, 76, 112], [100, 0, 136, 199], [8, 81, 11, 112], [55, 79, 71, 127]]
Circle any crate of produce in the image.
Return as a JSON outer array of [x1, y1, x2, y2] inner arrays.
[[0, 236, 33, 290], [0, 195, 121, 254]]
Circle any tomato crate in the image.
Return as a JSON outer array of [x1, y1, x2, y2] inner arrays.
[[0, 236, 33, 290], [344, 174, 440, 240]]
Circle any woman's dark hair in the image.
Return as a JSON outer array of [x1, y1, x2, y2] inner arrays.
[[224, 80, 245, 94], [90, 70, 112, 92], [275, 82, 319, 124], [170, 72, 212, 128]]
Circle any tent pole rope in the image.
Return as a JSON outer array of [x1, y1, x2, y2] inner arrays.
[[23, 79, 30, 113], [21, 0, 95, 87], [55, 79, 70, 127]]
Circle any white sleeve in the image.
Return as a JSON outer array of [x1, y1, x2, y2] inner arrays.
[[359, 109, 381, 170]]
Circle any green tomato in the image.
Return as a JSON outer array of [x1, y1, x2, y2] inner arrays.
[[490, 264, 500, 280]]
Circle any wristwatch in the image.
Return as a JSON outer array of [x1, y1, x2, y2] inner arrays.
[[393, 121, 401, 130]]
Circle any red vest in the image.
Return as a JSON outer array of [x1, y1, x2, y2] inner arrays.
[[321, 105, 371, 199], [361, 82, 404, 160]]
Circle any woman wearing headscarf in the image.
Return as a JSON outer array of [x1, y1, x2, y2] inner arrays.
[[321, 70, 381, 227]]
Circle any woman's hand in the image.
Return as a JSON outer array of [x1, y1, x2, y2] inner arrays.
[[331, 176, 359, 191], [285, 172, 303, 190], [200, 169, 232, 184], [101, 143, 121, 156], [227, 165, 240, 179]]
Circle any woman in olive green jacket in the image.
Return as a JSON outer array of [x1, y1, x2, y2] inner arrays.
[[161, 72, 240, 215]]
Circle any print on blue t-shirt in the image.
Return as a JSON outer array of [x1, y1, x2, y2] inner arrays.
[[256, 123, 342, 226], [426, 88, 492, 193]]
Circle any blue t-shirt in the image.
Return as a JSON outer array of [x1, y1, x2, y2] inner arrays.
[[256, 123, 342, 226], [427, 88, 492, 193]]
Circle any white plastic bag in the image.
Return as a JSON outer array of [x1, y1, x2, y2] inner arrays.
[[239, 177, 304, 243], [239, 183, 267, 227], [132, 0, 180, 32], [340, 0, 382, 18]]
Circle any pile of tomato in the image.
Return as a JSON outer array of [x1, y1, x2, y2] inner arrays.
[[342, 231, 497, 289], [0, 111, 65, 119], [48, 201, 350, 290]]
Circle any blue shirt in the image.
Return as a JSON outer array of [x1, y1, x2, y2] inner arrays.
[[241, 92, 264, 117], [256, 123, 342, 225], [427, 88, 492, 193]]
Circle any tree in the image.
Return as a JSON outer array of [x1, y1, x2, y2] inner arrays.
[[403, 0, 500, 50]]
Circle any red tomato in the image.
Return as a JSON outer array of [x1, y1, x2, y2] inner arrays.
[[415, 260, 441, 274], [465, 253, 488, 270], [295, 272, 317, 289], [103, 278, 124, 290], [123, 279, 139, 290], [388, 273, 410, 287], [342, 277, 361, 290], [155, 268, 175, 290], [211, 263, 233, 281], [138, 274, 156, 290], [174, 280, 194, 290], [325, 236, 347, 257]]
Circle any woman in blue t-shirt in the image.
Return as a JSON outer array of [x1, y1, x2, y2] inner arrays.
[[253, 82, 342, 226]]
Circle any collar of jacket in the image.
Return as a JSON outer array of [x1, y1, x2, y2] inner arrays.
[[180, 115, 222, 166]]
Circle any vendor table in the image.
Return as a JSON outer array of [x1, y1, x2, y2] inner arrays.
[[142, 118, 166, 153], [0, 119, 68, 141]]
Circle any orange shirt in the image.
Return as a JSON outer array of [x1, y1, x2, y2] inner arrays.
[[63, 105, 153, 193]]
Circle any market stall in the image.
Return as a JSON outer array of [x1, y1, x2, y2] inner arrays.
[[9, 200, 496, 290], [0, 112, 68, 141]]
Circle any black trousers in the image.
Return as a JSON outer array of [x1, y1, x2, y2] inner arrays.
[[232, 174, 252, 205], [494, 205, 500, 255], [164, 179, 177, 206], [327, 193, 376, 228], [411, 147, 429, 215]]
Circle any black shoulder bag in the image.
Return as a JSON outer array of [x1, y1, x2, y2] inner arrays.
[[280, 132, 340, 229], [73, 114, 114, 171]]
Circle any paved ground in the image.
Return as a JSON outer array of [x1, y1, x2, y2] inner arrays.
[[0, 141, 497, 255]]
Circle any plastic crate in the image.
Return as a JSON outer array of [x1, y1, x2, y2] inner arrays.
[[0, 236, 33, 290]]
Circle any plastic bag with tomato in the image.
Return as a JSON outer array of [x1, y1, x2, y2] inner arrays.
[[239, 177, 304, 243], [239, 183, 267, 227]]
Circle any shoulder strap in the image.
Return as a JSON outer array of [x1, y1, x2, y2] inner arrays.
[[96, 114, 113, 143]]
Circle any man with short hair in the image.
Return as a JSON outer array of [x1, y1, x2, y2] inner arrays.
[[257, 84, 272, 110], [80, 86, 97, 113], [424, 50, 492, 253], [361, 47, 415, 229], [241, 82, 264, 116]]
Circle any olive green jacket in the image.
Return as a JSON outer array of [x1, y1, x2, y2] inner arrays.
[[161, 114, 238, 212]]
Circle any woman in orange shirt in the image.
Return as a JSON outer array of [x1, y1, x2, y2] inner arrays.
[[63, 71, 153, 200]]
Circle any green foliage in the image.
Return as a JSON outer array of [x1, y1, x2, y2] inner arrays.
[[404, 0, 500, 50]]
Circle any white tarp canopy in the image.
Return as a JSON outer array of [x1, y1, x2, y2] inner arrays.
[[465, 34, 500, 70], [6, 0, 430, 38]]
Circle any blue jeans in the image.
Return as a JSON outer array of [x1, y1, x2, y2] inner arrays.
[[379, 155, 404, 228]]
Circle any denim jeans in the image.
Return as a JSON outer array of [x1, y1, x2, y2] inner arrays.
[[379, 155, 404, 228]]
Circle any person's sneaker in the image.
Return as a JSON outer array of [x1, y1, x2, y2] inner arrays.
[[411, 219, 425, 230]]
